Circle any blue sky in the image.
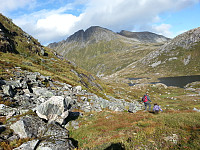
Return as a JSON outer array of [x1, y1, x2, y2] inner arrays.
[[0, 0, 200, 45]]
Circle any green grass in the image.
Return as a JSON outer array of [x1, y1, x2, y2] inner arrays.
[[68, 110, 200, 150], [63, 40, 157, 76], [66, 81, 200, 149]]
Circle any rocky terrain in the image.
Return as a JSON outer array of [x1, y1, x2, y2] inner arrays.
[[161, 27, 200, 51], [0, 67, 143, 149], [0, 13, 143, 149]]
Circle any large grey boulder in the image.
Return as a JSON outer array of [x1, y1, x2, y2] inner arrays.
[[11, 116, 75, 150], [36, 138, 75, 150], [10, 115, 70, 139], [35, 96, 69, 125], [10, 115, 46, 138], [13, 140, 39, 150]]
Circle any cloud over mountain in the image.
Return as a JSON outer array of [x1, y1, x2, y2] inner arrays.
[[1, 0, 199, 45]]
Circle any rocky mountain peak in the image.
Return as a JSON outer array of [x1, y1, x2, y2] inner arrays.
[[161, 27, 200, 51], [66, 26, 118, 43], [118, 30, 170, 43]]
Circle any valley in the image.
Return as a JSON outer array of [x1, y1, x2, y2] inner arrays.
[[0, 13, 200, 150]]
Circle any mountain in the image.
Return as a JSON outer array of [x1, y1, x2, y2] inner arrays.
[[160, 27, 200, 50], [48, 26, 122, 55], [111, 27, 200, 80], [48, 26, 169, 76], [0, 13, 106, 95], [118, 30, 170, 43], [1, 14, 200, 150]]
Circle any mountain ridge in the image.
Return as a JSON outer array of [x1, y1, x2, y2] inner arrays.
[[48, 26, 170, 49], [118, 30, 170, 43], [110, 26, 200, 80], [160, 27, 200, 51], [48, 26, 170, 76]]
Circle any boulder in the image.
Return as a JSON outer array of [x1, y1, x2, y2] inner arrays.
[[13, 140, 39, 150], [32, 87, 54, 98], [10, 115, 46, 138], [10, 115, 75, 150], [36, 138, 75, 150], [163, 134, 178, 144], [2, 85, 16, 97], [35, 96, 69, 125], [193, 107, 200, 112], [0, 104, 18, 116], [74, 85, 82, 93], [10, 115, 70, 139]]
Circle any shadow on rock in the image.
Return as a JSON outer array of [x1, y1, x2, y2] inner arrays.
[[104, 143, 125, 150], [68, 138, 79, 148], [62, 111, 83, 125], [0, 125, 6, 134]]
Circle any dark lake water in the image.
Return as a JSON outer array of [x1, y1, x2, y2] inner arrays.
[[128, 75, 200, 88]]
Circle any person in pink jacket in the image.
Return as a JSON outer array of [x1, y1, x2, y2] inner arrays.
[[153, 103, 163, 114]]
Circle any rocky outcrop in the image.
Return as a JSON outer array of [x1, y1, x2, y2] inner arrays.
[[161, 27, 200, 51], [0, 22, 18, 53], [119, 30, 170, 43], [0, 67, 143, 149], [0, 13, 48, 56], [35, 96, 69, 125], [0, 67, 142, 114], [10, 115, 75, 150]]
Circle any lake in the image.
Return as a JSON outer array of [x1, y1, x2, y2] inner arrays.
[[128, 75, 200, 88]]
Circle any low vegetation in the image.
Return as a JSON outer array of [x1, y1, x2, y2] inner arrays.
[[63, 40, 158, 76], [69, 110, 200, 149], [65, 81, 200, 149]]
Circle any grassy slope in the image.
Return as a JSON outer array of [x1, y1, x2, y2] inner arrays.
[[64, 40, 160, 76], [145, 42, 200, 77], [0, 14, 110, 98], [114, 40, 200, 80], [70, 110, 200, 150], [69, 82, 200, 149]]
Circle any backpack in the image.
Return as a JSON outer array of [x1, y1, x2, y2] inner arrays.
[[143, 96, 148, 102]]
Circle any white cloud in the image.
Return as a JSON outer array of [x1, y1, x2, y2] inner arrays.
[[75, 0, 199, 31], [13, 4, 81, 44], [151, 24, 173, 38], [36, 14, 81, 43], [0, 0, 36, 14], [8, 0, 200, 44]]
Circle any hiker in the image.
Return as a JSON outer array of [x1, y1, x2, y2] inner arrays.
[[141, 92, 151, 111], [153, 103, 163, 114]]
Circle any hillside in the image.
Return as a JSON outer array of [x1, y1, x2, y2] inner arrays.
[[1, 13, 200, 150], [48, 26, 169, 77], [0, 13, 143, 149], [112, 27, 200, 83], [0, 14, 106, 94]]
